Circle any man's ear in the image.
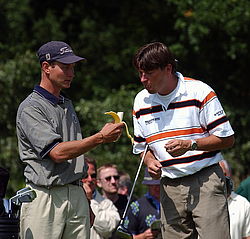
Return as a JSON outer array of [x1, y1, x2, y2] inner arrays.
[[164, 64, 173, 74], [96, 179, 102, 188], [41, 61, 51, 74]]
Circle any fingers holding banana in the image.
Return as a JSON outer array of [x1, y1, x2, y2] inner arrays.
[[104, 111, 134, 145], [99, 122, 124, 143]]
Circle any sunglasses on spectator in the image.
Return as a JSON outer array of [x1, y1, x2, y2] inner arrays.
[[104, 175, 120, 181], [84, 173, 97, 179], [90, 173, 97, 179]]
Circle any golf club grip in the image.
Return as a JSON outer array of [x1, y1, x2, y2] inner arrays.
[[120, 144, 149, 222]]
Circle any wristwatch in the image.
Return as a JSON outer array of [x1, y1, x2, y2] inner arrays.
[[190, 139, 198, 150]]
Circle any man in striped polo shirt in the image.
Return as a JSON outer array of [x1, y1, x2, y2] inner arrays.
[[132, 42, 235, 239]]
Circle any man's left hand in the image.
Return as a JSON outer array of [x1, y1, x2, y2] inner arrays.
[[164, 139, 191, 157]]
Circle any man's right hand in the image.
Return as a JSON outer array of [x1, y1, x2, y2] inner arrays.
[[99, 122, 124, 143], [143, 150, 162, 180], [82, 182, 93, 200], [134, 228, 156, 239]]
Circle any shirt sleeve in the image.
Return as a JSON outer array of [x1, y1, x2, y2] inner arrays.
[[198, 86, 234, 137], [132, 93, 148, 155], [17, 105, 62, 159]]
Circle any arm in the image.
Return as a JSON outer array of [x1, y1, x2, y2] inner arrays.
[[18, 106, 124, 163], [49, 122, 124, 163], [165, 134, 235, 157]]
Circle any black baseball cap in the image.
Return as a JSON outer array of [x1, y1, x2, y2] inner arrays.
[[37, 41, 86, 64]]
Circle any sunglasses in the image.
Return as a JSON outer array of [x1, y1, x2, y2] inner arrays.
[[83, 173, 97, 179], [104, 175, 120, 181], [90, 173, 97, 179]]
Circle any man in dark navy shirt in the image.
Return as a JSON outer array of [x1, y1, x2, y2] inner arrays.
[[123, 168, 161, 238]]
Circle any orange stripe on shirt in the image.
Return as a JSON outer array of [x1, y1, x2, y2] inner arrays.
[[201, 91, 217, 108], [146, 127, 205, 143], [184, 77, 196, 81]]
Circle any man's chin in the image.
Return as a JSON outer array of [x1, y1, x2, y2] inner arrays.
[[109, 190, 118, 194], [146, 88, 156, 94]]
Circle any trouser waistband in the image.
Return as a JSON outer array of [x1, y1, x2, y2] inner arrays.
[[27, 179, 83, 189]]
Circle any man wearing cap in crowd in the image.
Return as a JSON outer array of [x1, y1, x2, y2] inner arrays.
[[16, 41, 124, 239], [123, 168, 161, 239]]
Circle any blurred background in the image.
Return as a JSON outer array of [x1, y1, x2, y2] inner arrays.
[[0, 0, 249, 198]]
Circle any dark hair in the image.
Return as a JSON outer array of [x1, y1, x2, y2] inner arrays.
[[133, 42, 177, 73], [84, 155, 97, 171]]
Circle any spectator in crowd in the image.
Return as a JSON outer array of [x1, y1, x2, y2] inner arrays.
[[82, 156, 120, 239], [219, 159, 250, 239], [118, 171, 132, 197], [0, 167, 9, 217], [97, 164, 128, 218], [16, 41, 124, 239], [132, 42, 235, 238], [123, 167, 161, 239], [236, 176, 250, 202]]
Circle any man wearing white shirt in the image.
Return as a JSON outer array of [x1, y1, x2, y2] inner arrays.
[[82, 156, 120, 239], [132, 41, 235, 239], [219, 159, 250, 239]]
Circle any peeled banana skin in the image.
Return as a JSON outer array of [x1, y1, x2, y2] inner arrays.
[[105, 111, 122, 123], [104, 111, 134, 145]]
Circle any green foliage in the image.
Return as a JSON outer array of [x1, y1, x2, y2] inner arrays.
[[0, 0, 250, 198], [0, 50, 38, 135]]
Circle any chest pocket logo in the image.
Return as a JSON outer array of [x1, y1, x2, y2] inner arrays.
[[145, 117, 160, 125]]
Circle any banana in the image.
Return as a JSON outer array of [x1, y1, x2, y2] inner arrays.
[[123, 122, 134, 145], [104, 111, 122, 123], [104, 111, 134, 145]]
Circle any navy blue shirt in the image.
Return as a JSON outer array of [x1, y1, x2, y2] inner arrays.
[[123, 192, 160, 235]]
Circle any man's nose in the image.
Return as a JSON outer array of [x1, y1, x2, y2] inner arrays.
[[67, 67, 75, 77], [86, 174, 93, 181], [69, 70, 74, 78], [140, 73, 147, 83], [111, 177, 117, 183]]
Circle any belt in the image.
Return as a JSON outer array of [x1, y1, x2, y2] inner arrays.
[[26, 180, 83, 189], [70, 180, 83, 187]]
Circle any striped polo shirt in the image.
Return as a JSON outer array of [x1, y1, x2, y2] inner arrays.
[[133, 72, 234, 178]]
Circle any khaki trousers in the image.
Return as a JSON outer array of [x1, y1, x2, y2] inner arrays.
[[160, 164, 230, 239], [20, 183, 90, 239]]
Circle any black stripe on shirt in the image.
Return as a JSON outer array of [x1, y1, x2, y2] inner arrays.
[[160, 150, 220, 167], [135, 105, 164, 119], [40, 138, 63, 158], [135, 100, 202, 119], [134, 136, 146, 143], [207, 116, 228, 132], [168, 100, 202, 110]]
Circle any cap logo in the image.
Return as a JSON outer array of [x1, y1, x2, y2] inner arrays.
[[45, 53, 51, 61], [60, 47, 73, 55]]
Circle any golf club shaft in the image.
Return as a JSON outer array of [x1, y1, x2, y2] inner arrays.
[[120, 144, 149, 223]]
